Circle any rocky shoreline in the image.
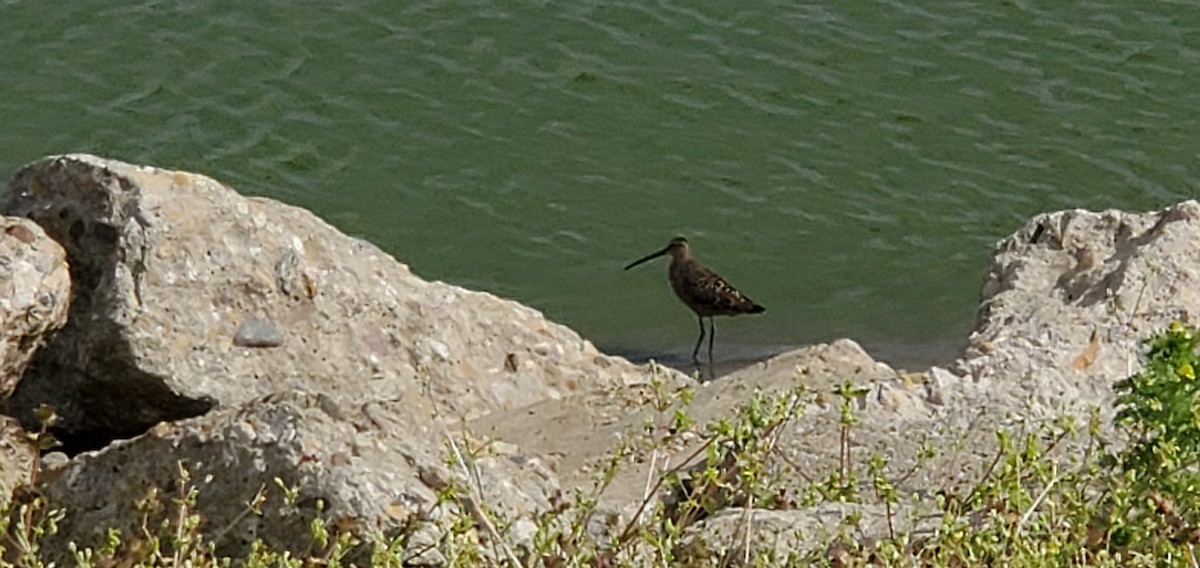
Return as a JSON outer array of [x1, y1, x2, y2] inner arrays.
[[0, 154, 1194, 563]]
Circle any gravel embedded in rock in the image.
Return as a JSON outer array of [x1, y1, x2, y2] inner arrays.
[[232, 317, 283, 348]]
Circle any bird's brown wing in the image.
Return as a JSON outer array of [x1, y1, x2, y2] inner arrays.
[[687, 266, 761, 316]]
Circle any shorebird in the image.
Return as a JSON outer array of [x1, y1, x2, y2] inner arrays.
[[624, 237, 765, 365]]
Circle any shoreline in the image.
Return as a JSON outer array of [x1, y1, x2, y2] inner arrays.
[[609, 336, 967, 379]]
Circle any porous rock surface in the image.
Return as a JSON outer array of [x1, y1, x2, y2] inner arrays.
[[37, 390, 560, 563], [0, 216, 69, 498], [2, 154, 665, 449], [0, 416, 35, 501], [956, 200, 1200, 417], [471, 339, 921, 509], [673, 506, 891, 566], [0, 216, 69, 399], [473, 339, 995, 562]]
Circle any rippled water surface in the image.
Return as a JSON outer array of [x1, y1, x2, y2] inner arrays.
[[3, 1, 1198, 368]]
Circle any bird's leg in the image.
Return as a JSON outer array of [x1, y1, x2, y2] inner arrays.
[[707, 317, 716, 367], [692, 315, 706, 364]]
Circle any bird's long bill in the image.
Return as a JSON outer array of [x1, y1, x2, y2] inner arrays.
[[623, 246, 670, 270]]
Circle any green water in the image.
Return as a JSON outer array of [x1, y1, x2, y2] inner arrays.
[[2, 1, 1198, 368]]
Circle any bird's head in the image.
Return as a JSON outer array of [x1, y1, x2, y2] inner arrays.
[[624, 236, 692, 270]]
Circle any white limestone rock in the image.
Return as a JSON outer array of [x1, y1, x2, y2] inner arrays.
[[1, 154, 671, 449]]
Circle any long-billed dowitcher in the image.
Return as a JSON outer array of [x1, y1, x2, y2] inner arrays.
[[624, 237, 765, 365]]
